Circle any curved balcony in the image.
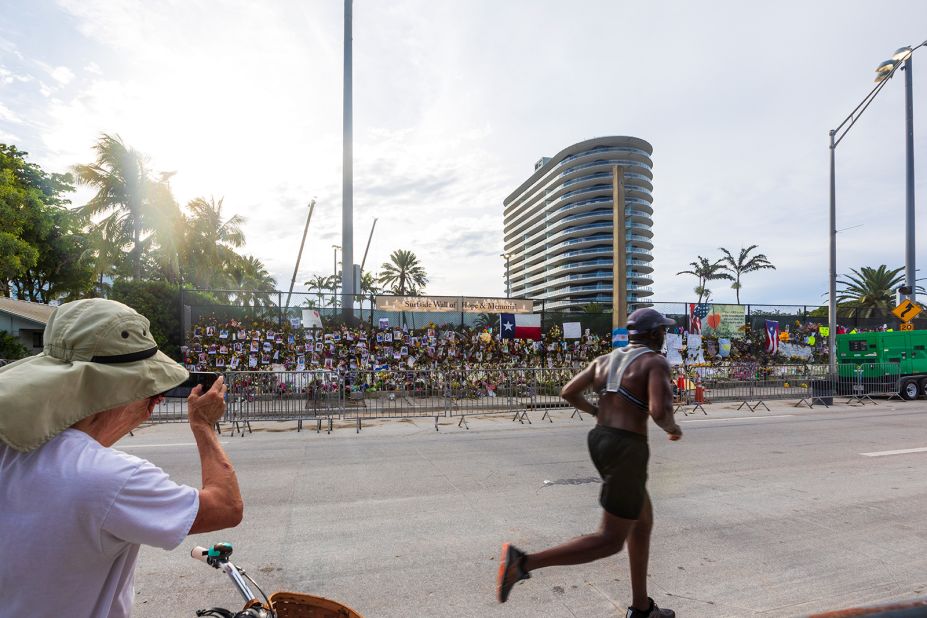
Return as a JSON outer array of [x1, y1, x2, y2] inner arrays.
[[544, 236, 654, 259], [559, 159, 651, 179], [556, 211, 653, 232], [544, 292, 645, 308], [562, 171, 654, 193], [545, 283, 652, 299], [505, 189, 653, 244], [559, 146, 652, 165], [520, 268, 654, 297], [542, 221, 655, 247]]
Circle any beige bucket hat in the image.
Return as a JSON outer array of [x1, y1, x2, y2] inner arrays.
[[0, 298, 189, 452]]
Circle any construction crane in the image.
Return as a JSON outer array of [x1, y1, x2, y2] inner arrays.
[[285, 200, 316, 311]]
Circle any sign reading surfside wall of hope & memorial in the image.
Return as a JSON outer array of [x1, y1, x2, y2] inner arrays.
[[374, 295, 534, 314]]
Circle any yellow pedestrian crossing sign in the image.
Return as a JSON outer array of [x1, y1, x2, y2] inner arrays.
[[892, 299, 922, 322]]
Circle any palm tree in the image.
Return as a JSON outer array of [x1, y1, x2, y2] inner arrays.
[[146, 173, 185, 283], [360, 271, 381, 297], [356, 271, 382, 322], [378, 249, 428, 295], [183, 196, 245, 290], [719, 245, 775, 304], [677, 256, 732, 304], [836, 265, 909, 317], [80, 216, 131, 295], [305, 274, 333, 310], [227, 255, 276, 308], [473, 312, 496, 330], [73, 134, 168, 280], [326, 272, 341, 309]]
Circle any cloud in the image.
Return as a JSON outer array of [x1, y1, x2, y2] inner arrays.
[[0, 65, 33, 85], [49, 65, 74, 84], [0, 102, 23, 124]]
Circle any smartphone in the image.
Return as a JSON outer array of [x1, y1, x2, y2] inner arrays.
[[162, 372, 220, 398]]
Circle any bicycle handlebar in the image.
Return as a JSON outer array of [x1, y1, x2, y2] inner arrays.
[[190, 543, 261, 608], [191, 546, 210, 564]]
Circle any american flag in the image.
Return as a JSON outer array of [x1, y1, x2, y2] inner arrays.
[[690, 303, 709, 334], [765, 320, 779, 355]]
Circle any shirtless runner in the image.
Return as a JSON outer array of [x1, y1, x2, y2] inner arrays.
[[496, 308, 682, 618]]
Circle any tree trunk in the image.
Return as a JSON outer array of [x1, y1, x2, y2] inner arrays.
[[133, 225, 141, 280]]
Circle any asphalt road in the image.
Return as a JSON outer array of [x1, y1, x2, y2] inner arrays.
[[122, 400, 927, 617]]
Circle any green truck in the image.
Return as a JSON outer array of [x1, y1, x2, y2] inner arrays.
[[836, 329, 927, 399]]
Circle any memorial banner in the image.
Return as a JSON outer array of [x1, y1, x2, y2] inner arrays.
[[701, 304, 746, 339], [375, 295, 533, 314]]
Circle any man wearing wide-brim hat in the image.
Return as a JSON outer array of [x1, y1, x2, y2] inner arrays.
[[0, 299, 243, 618]]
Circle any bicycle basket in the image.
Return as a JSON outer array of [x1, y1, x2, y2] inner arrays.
[[268, 591, 363, 618]]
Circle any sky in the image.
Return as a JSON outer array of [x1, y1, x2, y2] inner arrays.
[[1, 0, 926, 306]]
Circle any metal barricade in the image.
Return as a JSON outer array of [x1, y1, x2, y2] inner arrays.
[[443, 367, 538, 428], [225, 370, 341, 433], [530, 367, 588, 422], [149, 397, 191, 423], [689, 364, 830, 411], [835, 363, 902, 404], [340, 369, 444, 432]]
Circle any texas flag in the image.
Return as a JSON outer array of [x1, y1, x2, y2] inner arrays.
[[500, 313, 542, 340]]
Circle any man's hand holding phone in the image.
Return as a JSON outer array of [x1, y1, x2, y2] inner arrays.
[[188, 375, 227, 428]]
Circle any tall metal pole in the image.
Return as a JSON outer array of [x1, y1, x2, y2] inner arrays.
[[903, 56, 916, 302], [828, 131, 837, 373], [285, 200, 316, 311], [506, 254, 511, 298], [341, 0, 354, 318], [332, 245, 340, 310], [501, 253, 511, 298], [612, 165, 627, 329]]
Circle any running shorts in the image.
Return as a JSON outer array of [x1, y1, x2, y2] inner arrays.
[[587, 425, 649, 519]]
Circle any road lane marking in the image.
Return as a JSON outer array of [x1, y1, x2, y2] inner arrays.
[[861, 447, 927, 457], [681, 415, 794, 423], [118, 442, 228, 449]]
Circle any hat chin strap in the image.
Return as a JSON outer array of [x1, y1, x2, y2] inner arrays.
[[90, 346, 159, 364]]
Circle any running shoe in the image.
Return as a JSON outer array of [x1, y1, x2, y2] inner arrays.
[[496, 543, 530, 603], [627, 597, 675, 618]]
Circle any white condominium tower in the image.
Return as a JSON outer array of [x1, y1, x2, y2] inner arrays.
[[502, 136, 655, 311]]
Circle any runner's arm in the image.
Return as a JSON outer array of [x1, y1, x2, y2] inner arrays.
[[647, 356, 682, 439], [560, 361, 599, 415]]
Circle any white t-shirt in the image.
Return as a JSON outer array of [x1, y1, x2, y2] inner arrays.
[[0, 428, 199, 617]]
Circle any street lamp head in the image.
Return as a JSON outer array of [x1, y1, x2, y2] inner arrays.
[[876, 59, 896, 74], [874, 59, 897, 83], [891, 46, 913, 62]]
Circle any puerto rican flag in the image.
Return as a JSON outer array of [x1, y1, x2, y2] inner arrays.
[[690, 303, 709, 334], [765, 320, 779, 355], [500, 313, 542, 340]]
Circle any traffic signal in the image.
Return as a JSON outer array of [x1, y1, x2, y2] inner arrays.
[[898, 285, 913, 295]]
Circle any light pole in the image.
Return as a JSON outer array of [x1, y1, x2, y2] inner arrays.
[[501, 253, 511, 298], [341, 0, 354, 319], [828, 40, 925, 372], [332, 244, 340, 310], [876, 44, 922, 304]]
